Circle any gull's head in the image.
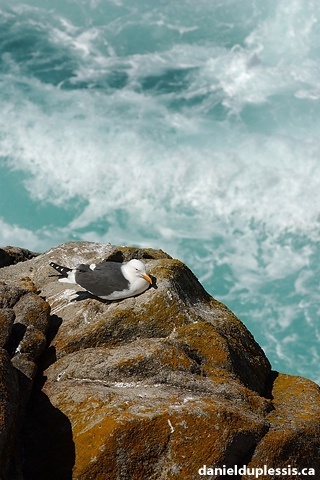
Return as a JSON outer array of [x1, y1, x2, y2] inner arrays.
[[126, 259, 152, 284]]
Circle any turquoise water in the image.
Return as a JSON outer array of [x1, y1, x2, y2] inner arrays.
[[1, 0, 320, 383]]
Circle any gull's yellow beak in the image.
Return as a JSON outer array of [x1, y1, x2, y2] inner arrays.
[[142, 273, 152, 284]]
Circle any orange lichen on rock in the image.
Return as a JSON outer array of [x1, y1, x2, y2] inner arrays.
[[244, 373, 320, 479]]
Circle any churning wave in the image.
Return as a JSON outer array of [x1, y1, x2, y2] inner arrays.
[[1, 0, 320, 382]]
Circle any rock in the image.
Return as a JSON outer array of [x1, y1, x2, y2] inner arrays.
[[37, 337, 270, 479], [0, 282, 25, 309], [244, 373, 320, 479], [0, 241, 319, 479], [0, 246, 39, 268], [14, 325, 47, 361], [41, 255, 270, 395], [0, 309, 15, 348], [0, 278, 50, 479], [13, 291, 50, 335], [0, 348, 19, 479]]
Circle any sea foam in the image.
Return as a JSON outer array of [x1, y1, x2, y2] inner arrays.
[[1, 0, 320, 382]]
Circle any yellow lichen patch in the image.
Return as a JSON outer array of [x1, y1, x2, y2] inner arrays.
[[17, 277, 37, 293], [116, 246, 172, 261], [148, 398, 266, 480], [72, 396, 258, 480], [268, 373, 320, 427], [62, 318, 114, 354], [50, 386, 172, 480], [170, 321, 231, 377], [245, 372, 320, 476], [246, 427, 319, 478], [131, 290, 200, 336], [25, 306, 50, 328], [46, 370, 267, 479], [73, 413, 119, 478], [74, 413, 172, 480], [156, 342, 195, 372]]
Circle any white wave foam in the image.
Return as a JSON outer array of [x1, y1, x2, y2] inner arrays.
[[2, 1, 320, 243], [1, 0, 320, 383]]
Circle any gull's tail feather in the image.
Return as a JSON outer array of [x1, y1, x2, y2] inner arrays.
[[50, 262, 72, 278]]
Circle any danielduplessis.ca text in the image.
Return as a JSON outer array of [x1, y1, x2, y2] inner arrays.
[[198, 465, 316, 477]]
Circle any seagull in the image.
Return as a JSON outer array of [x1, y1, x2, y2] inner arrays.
[[49, 258, 152, 300]]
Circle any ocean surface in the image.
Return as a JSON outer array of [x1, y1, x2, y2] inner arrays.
[[0, 0, 319, 384]]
